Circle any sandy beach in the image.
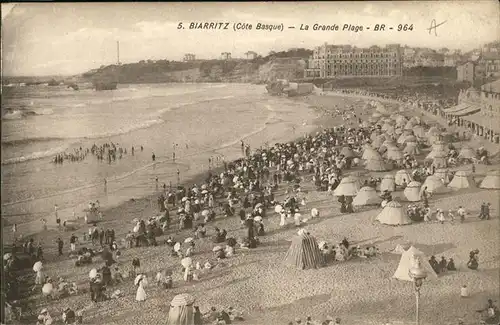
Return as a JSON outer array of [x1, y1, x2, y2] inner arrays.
[[4, 93, 499, 325]]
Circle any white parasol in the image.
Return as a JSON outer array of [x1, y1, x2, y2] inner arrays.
[[201, 190, 208, 195], [33, 261, 43, 272], [134, 274, 145, 286], [181, 257, 193, 268], [41, 283, 53, 296], [212, 246, 223, 252], [274, 205, 283, 213], [254, 203, 263, 210], [201, 184, 208, 190], [201, 209, 210, 217], [254, 216, 263, 222], [89, 268, 98, 279], [184, 237, 194, 243], [181, 197, 188, 202], [4, 253, 12, 261]]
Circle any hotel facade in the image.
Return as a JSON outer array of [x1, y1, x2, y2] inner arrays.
[[443, 79, 500, 143], [304, 43, 403, 78]]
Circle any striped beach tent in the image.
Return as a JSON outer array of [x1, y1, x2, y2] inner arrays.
[[284, 231, 323, 270], [166, 293, 195, 325]]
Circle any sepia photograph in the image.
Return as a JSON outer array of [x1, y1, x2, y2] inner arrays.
[[1, 2, 499, 325]]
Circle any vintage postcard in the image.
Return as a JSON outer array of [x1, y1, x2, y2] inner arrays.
[[1, 2, 499, 325]]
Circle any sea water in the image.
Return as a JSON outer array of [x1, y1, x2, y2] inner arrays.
[[1, 83, 319, 228]]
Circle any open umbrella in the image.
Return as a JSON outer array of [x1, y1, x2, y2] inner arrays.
[[254, 203, 263, 210], [201, 190, 208, 195], [89, 268, 98, 279], [212, 246, 223, 252], [254, 216, 263, 222], [3, 253, 12, 261], [134, 274, 145, 286], [184, 237, 194, 243], [274, 205, 283, 213], [181, 197, 188, 202], [33, 261, 43, 272], [201, 184, 208, 190], [201, 209, 210, 217], [181, 257, 193, 268]]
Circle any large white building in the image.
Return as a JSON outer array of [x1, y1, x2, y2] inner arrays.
[[305, 43, 402, 78]]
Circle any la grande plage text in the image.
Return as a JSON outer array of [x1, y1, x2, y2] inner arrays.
[[177, 22, 414, 32]]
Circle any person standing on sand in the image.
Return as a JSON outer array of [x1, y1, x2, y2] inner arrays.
[[135, 275, 147, 302], [12, 223, 17, 234], [457, 206, 466, 223], [56, 238, 64, 256]]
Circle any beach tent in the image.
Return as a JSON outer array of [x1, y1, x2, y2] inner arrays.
[[404, 120, 416, 130], [362, 146, 379, 160], [403, 142, 421, 155], [421, 175, 448, 194], [397, 134, 410, 144], [386, 147, 404, 161], [409, 116, 421, 124], [380, 174, 396, 192], [413, 126, 425, 138], [166, 293, 195, 325], [372, 136, 386, 148], [353, 186, 382, 206], [480, 170, 500, 189], [376, 200, 412, 226], [426, 148, 447, 160], [382, 123, 395, 132], [426, 126, 440, 137], [434, 168, 451, 185], [403, 135, 417, 144], [333, 176, 360, 196], [447, 170, 476, 189], [403, 181, 422, 202], [370, 131, 384, 141], [395, 170, 413, 186], [365, 158, 391, 172], [391, 244, 408, 254], [284, 233, 323, 270], [393, 246, 438, 281], [340, 146, 356, 158], [432, 154, 448, 168], [431, 140, 447, 152], [458, 146, 476, 160]]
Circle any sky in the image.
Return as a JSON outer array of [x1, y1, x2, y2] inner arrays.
[[2, 1, 499, 76]]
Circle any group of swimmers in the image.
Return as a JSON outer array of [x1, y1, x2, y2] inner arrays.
[[53, 143, 145, 165]]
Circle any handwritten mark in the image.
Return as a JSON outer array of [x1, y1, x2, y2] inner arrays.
[[427, 19, 447, 36]]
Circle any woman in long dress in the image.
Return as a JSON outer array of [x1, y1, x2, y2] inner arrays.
[[135, 276, 147, 302], [279, 211, 286, 227]]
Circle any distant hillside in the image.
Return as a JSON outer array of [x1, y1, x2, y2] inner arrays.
[[78, 48, 313, 84]]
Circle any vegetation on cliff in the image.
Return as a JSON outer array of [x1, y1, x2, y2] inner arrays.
[[79, 48, 313, 84]]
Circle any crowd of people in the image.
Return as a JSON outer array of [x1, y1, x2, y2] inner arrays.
[[4, 89, 498, 325]]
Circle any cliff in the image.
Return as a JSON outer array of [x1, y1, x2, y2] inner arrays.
[[77, 49, 312, 84]]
